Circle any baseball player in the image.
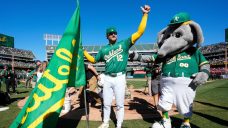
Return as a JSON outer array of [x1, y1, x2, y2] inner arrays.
[[83, 5, 150, 128]]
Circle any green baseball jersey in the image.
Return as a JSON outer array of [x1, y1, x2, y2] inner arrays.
[[144, 67, 152, 77], [95, 37, 132, 74], [153, 47, 209, 77]]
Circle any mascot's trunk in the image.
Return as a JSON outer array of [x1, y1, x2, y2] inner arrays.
[[158, 37, 188, 58]]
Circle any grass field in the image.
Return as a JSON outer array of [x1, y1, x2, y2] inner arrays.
[[0, 79, 228, 128]]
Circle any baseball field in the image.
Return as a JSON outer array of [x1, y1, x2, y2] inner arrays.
[[0, 79, 227, 128]]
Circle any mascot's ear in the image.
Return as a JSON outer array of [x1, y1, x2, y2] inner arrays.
[[189, 21, 204, 48], [157, 26, 168, 48]]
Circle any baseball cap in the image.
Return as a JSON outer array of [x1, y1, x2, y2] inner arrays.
[[169, 12, 190, 25], [106, 27, 117, 35]]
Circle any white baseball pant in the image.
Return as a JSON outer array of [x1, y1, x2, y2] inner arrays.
[[102, 74, 126, 127]]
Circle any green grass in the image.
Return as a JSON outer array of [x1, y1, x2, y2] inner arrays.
[[0, 79, 228, 128], [127, 79, 146, 89], [0, 85, 33, 128]]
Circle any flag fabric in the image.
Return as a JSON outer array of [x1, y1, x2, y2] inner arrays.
[[10, 3, 86, 128]]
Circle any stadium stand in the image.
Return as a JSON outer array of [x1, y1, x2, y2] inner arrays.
[[45, 34, 228, 79], [0, 46, 36, 79], [200, 42, 228, 79]]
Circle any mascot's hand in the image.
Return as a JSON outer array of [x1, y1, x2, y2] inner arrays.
[[191, 72, 209, 86], [129, 51, 141, 61]]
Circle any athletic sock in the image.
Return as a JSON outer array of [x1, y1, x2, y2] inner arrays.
[[162, 111, 169, 119], [183, 117, 190, 123]]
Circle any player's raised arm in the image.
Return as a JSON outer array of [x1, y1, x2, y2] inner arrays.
[[83, 50, 96, 63], [131, 5, 150, 44]]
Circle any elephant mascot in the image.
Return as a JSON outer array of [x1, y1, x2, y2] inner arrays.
[[129, 12, 210, 128]]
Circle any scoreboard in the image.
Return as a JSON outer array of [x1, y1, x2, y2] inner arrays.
[[0, 33, 14, 48]]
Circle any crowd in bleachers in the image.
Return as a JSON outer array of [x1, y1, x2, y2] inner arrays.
[[0, 59, 35, 68], [0, 46, 35, 58], [210, 67, 226, 79], [208, 58, 226, 65], [200, 42, 226, 54]]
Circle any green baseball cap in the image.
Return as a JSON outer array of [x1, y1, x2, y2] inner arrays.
[[106, 27, 117, 35], [169, 12, 190, 25]]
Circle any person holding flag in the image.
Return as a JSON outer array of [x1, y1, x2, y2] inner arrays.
[[83, 5, 151, 128]]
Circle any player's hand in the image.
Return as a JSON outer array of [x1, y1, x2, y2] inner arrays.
[[141, 5, 150, 14]]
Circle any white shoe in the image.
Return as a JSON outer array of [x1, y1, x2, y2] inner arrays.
[[0, 107, 9, 112], [152, 118, 171, 128], [98, 122, 109, 128]]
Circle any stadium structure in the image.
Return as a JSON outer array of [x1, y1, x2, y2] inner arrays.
[[44, 33, 228, 78], [0, 34, 36, 70], [0, 33, 36, 80]]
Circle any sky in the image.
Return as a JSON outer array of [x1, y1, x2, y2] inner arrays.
[[0, 0, 227, 61]]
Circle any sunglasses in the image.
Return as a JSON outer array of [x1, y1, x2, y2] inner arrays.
[[108, 32, 117, 36]]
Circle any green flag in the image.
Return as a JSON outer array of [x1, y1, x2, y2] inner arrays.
[[10, 3, 86, 128]]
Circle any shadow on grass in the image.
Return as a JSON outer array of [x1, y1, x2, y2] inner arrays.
[[57, 107, 86, 128], [16, 91, 29, 94], [10, 97, 25, 103], [193, 111, 228, 127], [195, 100, 228, 110], [43, 112, 60, 128], [128, 97, 161, 124], [170, 117, 199, 128]]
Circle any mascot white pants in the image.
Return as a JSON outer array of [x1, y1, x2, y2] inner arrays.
[[158, 77, 195, 117]]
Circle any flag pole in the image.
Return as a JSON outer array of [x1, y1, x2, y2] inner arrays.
[[83, 87, 89, 128]]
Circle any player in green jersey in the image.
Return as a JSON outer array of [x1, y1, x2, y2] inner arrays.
[[83, 5, 150, 128]]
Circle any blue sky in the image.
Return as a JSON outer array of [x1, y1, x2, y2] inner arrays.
[[0, 0, 227, 61]]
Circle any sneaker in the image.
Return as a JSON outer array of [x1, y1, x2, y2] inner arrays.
[[180, 122, 191, 128], [0, 107, 9, 112], [152, 118, 171, 128], [98, 122, 109, 128]]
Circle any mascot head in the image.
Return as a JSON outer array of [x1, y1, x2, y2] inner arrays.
[[157, 12, 204, 58]]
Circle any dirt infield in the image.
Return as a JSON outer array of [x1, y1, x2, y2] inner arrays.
[[17, 89, 178, 121]]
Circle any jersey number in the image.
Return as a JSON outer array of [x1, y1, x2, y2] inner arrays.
[[179, 63, 189, 68], [117, 54, 123, 61]]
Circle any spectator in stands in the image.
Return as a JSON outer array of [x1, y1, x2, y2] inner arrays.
[[83, 5, 150, 128]]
